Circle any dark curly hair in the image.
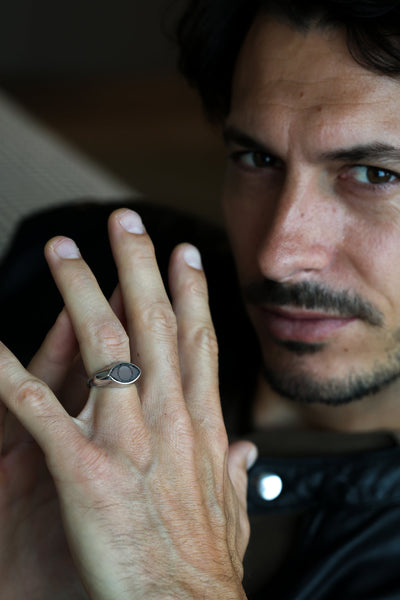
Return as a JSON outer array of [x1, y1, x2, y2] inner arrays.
[[176, 0, 400, 122]]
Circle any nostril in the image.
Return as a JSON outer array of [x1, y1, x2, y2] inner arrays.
[[257, 238, 333, 282]]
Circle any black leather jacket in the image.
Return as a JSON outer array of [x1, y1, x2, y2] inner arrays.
[[246, 431, 400, 599]]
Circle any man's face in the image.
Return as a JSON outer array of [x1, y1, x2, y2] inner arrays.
[[223, 14, 400, 405]]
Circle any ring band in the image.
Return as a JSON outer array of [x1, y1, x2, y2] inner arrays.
[[88, 362, 141, 388]]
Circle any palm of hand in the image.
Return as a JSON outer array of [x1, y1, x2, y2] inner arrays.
[[0, 427, 88, 600]]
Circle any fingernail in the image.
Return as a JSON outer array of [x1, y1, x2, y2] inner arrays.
[[118, 210, 146, 234], [246, 445, 258, 470], [183, 245, 202, 270], [53, 238, 81, 259]]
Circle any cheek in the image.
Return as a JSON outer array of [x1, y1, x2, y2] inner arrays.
[[223, 167, 400, 321], [347, 217, 400, 321]]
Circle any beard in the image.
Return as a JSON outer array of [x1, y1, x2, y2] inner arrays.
[[261, 346, 400, 406], [242, 278, 400, 406]]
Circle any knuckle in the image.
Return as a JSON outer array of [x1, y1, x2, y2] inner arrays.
[[66, 266, 95, 289], [14, 377, 49, 410], [166, 409, 193, 436], [189, 323, 219, 357], [86, 317, 130, 357], [185, 277, 208, 299], [139, 301, 177, 339], [212, 426, 229, 453], [131, 235, 157, 262]]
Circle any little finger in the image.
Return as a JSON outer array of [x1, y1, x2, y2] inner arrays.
[[228, 441, 258, 560]]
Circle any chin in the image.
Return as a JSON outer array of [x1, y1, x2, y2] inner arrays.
[[261, 353, 400, 406]]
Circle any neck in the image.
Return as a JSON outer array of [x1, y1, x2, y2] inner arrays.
[[252, 374, 400, 433]]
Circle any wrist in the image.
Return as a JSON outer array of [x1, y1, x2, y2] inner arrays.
[[131, 565, 247, 600], [153, 584, 247, 600], [167, 571, 247, 600]]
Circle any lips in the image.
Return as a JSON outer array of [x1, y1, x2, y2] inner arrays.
[[256, 306, 356, 343]]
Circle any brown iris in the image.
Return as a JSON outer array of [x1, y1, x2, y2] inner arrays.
[[366, 166, 394, 184]]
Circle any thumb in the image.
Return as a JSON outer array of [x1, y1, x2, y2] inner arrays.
[[228, 440, 258, 502], [228, 441, 258, 560]]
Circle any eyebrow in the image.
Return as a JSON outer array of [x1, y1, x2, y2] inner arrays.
[[223, 126, 272, 154], [223, 125, 400, 165], [321, 143, 400, 164]]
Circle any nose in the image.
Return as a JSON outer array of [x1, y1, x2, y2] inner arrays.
[[257, 177, 337, 283]]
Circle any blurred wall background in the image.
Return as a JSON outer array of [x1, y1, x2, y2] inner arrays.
[[0, 0, 225, 221]]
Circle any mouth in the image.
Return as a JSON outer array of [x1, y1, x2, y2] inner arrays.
[[256, 305, 356, 344]]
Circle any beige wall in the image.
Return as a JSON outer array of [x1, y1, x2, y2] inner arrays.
[[1, 0, 225, 222]]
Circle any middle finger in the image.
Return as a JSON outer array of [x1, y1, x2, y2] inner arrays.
[[108, 209, 182, 410]]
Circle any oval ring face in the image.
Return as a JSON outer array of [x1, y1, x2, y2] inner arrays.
[[88, 362, 142, 387], [109, 362, 141, 385]]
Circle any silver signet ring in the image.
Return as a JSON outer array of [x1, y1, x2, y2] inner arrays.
[[88, 362, 141, 388]]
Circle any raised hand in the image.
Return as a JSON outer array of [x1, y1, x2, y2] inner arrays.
[[0, 209, 256, 599]]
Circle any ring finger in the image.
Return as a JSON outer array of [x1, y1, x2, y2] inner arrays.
[[44, 236, 141, 437]]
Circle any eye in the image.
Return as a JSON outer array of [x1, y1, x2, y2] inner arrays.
[[230, 150, 283, 170], [349, 165, 399, 185]]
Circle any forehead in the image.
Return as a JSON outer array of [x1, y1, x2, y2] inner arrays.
[[229, 14, 400, 150]]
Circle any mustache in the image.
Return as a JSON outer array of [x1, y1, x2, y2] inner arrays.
[[242, 279, 384, 327]]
